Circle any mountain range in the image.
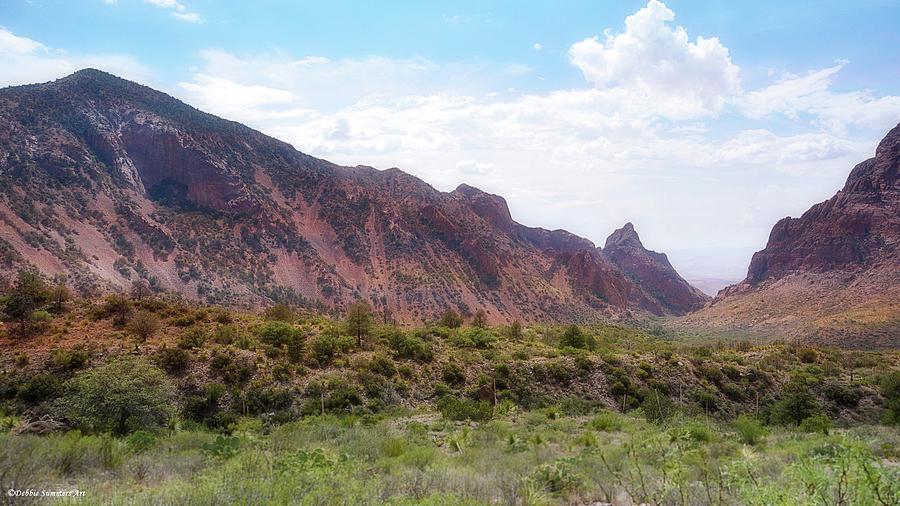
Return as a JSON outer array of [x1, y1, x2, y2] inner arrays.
[[0, 69, 708, 324]]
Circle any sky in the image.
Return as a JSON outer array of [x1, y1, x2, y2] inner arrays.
[[2, 0, 900, 285]]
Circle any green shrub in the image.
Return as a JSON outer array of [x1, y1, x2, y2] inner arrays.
[[125, 430, 157, 452], [18, 373, 63, 402], [642, 390, 677, 423], [587, 411, 623, 432], [441, 363, 466, 386], [451, 328, 496, 349], [530, 460, 582, 494], [799, 414, 832, 435], [178, 327, 208, 349], [367, 354, 397, 377], [257, 321, 303, 348], [772, 378, 821, 426], [155, 347, 190, 374], [311, 333, 349, 365], [387, 332, 433, 362], [559, 325, 594, 350], [670, 420, 714, 443], [264, 303, 294, 322], [183, 383, 226, 427], [213, 324, 238, 345], [734, 415, 767, 445], [822, 382, 862, 407], [50, 346, 89, 372], [880, 371, 900, 425], [437, 396, 492, 422], [59, 357, 175, 435]]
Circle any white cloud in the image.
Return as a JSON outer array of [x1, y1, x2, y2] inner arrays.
[[532, 42, 543, 51], [140, 0, 203, 23], [568, 0, 741, 119], [738, 60, 900, 134], [0, 27, 151, 87]]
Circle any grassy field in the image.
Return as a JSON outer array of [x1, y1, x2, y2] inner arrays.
[[1, 279, 900, 504]]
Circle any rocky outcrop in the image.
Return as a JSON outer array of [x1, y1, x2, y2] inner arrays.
[[0, 69, 706, 322], [685, 123, 900, 347]]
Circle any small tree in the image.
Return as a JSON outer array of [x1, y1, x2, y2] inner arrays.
[[59, 357, 175, 435], [130, 279, 152, 301], [772, 377, 821, 426], [346, 300, 374, 347], [559, 325, 586, 349], [881, 371, 900, 425], [129, 311, 161, 343], [507, 320, 523, 341], [49, 283, 70, 313], [471, 309, 488, 329], [2, 270, 50, 336], [104, 293, 133, 326], [439, 308, 463, 328]]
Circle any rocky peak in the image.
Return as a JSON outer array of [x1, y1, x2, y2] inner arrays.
[[604, 222, 644, 250], [451, 184, 514, 230]]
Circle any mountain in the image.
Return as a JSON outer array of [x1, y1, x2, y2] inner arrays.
[[0, 69, 707, 323], [684, 123, 900, 347]]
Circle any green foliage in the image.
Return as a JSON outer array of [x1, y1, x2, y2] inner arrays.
[[155, 347, 190, 374], [257, 321, 303, 348], [437, 396, 492, 422], [263, 303, 294, 322], [103, 294, 133, 327], [367, 354, 397, 377], [439, 308, 463, 328], [642, 390, 677, 423], [881, 371, 900, 425], [799, 414, 833, 435], [507, 320, 523, 340], [178, 327, 208, 349], [587, 411, 623, 432], [18, 373, 63, 402], [59, 357, 175, 435], [387, 331, 433, 362], [50, 346, 89, 372], [2, 270, 50, 335], [128, 310, 161, 343], [530, 460, 582, 494], [451, 327, 496, 349], [734, 415, 767, 445], [772, 377, 822, 426], [345, 300, 374, 347], [441, 363, 466, 386], [471, 309, 488, 329], [311, 333, 350, 365], [559, 325, 595, 350]]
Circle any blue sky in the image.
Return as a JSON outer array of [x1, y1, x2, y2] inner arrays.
[[2, 0, 900, 287]]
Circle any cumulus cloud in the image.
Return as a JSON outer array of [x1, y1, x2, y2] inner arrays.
[[0, 27, 150, 87], [568, 0, 740, 119]]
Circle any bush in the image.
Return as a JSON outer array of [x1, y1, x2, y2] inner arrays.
[[439, 309, 463, 328], [441, 363, 466, 386], [734, 415, 767, 445], [50, 346, 89, 372], [387, 332, 433, 362], [103, 294, 133, 326], [264, 303, 294, 322], [18, 373, 63, 402], [178, 327, 208, 349], [559, 325, 594, 350], [367, 355, 397, 377], [799, 414, 832, 435], [531, 460, 582, 494], [128, 311, 161, 343], [257, 321, 303, 348], [772, 378, 821, 426], [437, 396, 492, 422], [155, 347, 190, 374], [59, 357, 175, 435], [587, 411, 623, 432], [183, 383, 226, 427], [311, 333, 349, 365], [642, 390, 677, 423], [451, 328, 496, 349], [881, 371, 900, 425]]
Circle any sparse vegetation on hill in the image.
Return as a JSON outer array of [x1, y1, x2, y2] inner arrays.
[[1, 277, 899, 504]]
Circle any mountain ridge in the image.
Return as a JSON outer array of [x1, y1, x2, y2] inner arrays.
[[0, 69, 708, 323]]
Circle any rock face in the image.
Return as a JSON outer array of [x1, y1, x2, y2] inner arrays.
[[0, 69, 706, 323], [603, 223, 709, 314], [685, 123, 900, 347]]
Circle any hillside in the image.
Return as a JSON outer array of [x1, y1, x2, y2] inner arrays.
[[0, 69, 707, 324], [683, 123, 900, 347]]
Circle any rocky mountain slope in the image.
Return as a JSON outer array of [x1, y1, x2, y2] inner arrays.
[[0, 69, 707, 323], [684, 123, 900, 347]]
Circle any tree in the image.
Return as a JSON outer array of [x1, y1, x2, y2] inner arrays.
[[128, 311, 161, 343], [49, 283, 70, 313], [59, 357, 175, 435], [439, 308, 463, 328], [559, 325, 586, 349], [772, 377, 821, 426], [471, 309, 488, 329], [345, 300, 374, 347], [130, 279, 152, 301], [2, 270, 50, 336], [507, 320, 523, 341], [881, 371, 900, 425], [104, 293, 133, 326]]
